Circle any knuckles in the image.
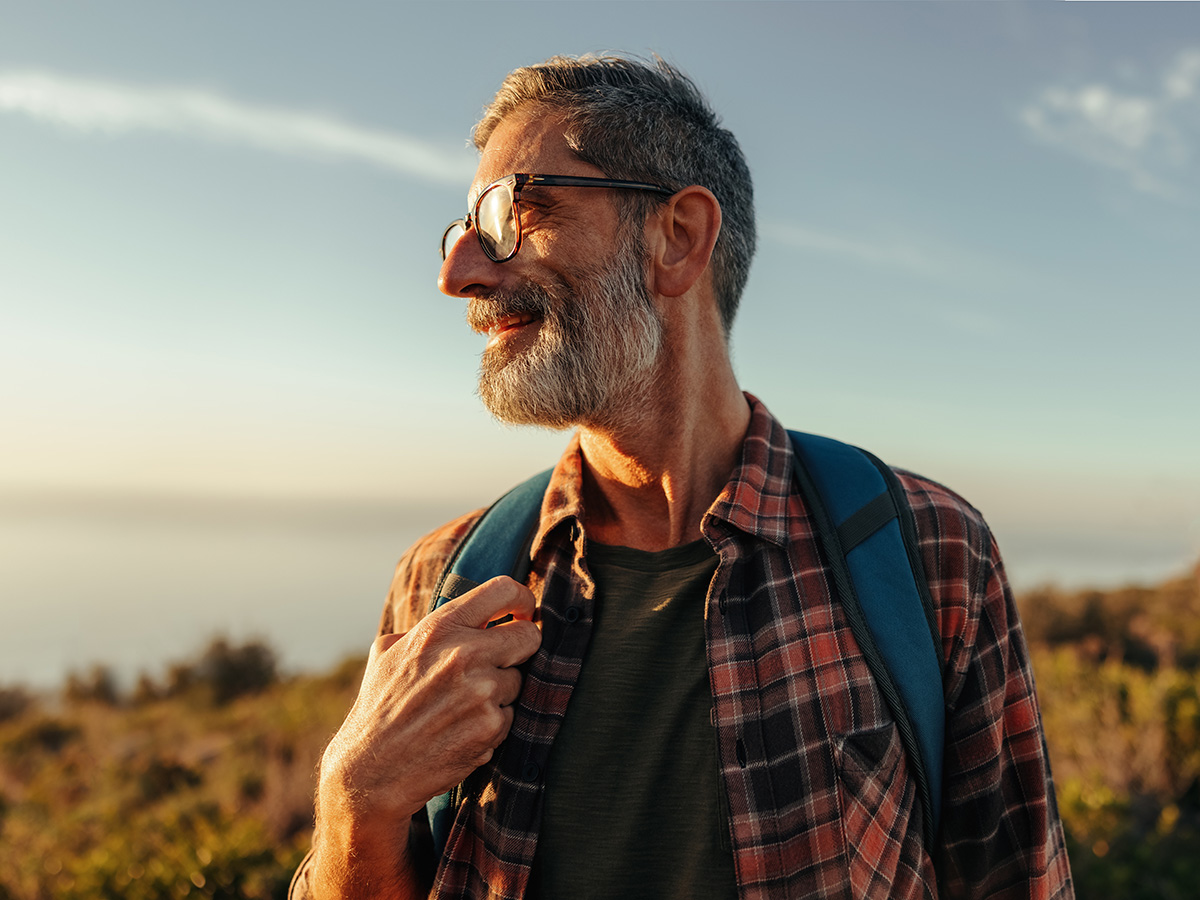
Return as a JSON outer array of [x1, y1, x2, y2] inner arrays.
[[367, 631, 404, 664], [466, 675, 500, 706], [474, 704, 508, 746]]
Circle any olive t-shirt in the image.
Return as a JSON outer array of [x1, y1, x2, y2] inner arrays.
[[526, 539, 738, 900]]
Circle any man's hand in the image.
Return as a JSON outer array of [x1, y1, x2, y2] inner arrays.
[[309, 576, 540, 899]]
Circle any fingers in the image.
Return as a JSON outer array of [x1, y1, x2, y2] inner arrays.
[[476, 706, 515, 765], [488, 617, 541, 669], [433, 577, 541, 669], [444, 576, 537, 628], [496, 665, 523, 708], [371, 582, 540, 678]]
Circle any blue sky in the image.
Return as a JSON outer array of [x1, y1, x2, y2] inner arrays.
[[2, 3, 1198, 683]]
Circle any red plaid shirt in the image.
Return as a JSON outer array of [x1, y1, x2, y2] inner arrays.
[[295, 394, 1072, 899]]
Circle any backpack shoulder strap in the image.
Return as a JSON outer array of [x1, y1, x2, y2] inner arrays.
[[429, 468, 554, 614], [788, 430, 945, 845], [425, 467, 552, 858]]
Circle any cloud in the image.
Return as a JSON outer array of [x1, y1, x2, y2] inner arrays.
[[765, 221, 944, 278], [762, 220, 1004, 335], [1021, 48, 1200, 198], [0, 69, 476, 184]]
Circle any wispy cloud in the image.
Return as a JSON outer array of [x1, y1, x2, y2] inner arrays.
[[1021, 49, 1200, 199], [766, 221, 945, 279], [762, 220, 1005, 335], [0, 69, 476, 184]]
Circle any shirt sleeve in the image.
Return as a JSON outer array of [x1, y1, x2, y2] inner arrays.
[[899, 472, 1074, 898]]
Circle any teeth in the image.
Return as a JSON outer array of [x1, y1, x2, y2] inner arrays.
[[490, 313, 534, 336]]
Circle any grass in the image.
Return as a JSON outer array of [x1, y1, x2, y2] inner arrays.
[[1, 563, 1198, 898]]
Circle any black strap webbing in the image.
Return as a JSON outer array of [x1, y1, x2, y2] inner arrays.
[[836, 490, 898, 552]]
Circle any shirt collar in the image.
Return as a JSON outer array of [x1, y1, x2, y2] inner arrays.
[[529, 431, 588, 561], [705, 393, 799, 547]]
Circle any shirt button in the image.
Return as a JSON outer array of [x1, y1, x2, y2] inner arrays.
[[564, 605, 581, 623], [522, 762, 541, 781]]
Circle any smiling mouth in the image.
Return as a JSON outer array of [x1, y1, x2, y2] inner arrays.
[[486, 312, 541, 342]]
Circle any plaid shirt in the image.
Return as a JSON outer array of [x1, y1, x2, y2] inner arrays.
[[294, 395, 1072, 899]]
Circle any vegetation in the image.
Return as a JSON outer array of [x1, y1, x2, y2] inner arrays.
[[0, 640, 365, 900], [1023, 562, 1200, 899], [1, 564, 1197, 898]]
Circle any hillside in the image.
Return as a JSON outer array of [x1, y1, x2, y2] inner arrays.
[[0, 644, 366, 899], [1, 565, 1198, 899], [1020, 563, 1200, 899]]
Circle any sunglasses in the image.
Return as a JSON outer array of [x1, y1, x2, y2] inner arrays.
[[440, 173, 675, 263]]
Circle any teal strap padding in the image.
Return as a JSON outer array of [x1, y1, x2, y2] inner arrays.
[[431, 468, 553, 611], [789, 431, 944, 841], [426, 467, 553, 859]]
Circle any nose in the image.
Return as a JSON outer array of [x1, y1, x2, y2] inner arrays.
[[438, 227, 503, 298]]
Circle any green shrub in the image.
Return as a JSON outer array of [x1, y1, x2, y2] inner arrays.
[[0, 685, 34, 723], [64, 664, 121, 706], [196, 639, 277, 705], [136, 637, 280, 707]]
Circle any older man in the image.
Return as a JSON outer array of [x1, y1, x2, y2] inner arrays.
[[292, 55, 1073, 900]]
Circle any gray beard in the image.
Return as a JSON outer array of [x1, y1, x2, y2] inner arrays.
[[469, 240, 663, 431]]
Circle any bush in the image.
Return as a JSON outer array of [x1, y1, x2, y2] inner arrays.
[[4, 716, 81, 757], [196, 638, 278, 706], [131, 672, 161, 705], [139, 637, 280, 707], [137, 757, 204, 801], [0, 686, 34, 723], [1020, 568, 1200, 672], [64, 665, 121, 706]]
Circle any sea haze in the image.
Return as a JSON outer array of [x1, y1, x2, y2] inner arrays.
[[1, 490, 1195, 691], [0, 491, 468, 690]]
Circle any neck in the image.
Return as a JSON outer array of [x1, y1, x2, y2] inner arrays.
[[577, 331, 750, 551]]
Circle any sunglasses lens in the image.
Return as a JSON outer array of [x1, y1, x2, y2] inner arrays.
[[441, 221, 467, 259], [476, 182, 517, 260]]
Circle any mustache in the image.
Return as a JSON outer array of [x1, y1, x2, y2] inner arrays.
[[466, 287, 554, 333]]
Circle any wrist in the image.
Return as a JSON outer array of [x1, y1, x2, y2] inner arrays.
[[318, 737, 427, 826]]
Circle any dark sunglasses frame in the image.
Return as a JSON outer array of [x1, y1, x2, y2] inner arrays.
[[440, 173, 675, 263]]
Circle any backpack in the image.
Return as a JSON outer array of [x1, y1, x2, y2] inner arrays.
[[426, 431, 945, 856]]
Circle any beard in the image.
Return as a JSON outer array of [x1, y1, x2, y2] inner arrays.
[[467, 231, 663, 430]]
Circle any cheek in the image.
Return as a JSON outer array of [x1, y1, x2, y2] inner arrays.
[[517, 226, 561, 266], [522, 209, 612, 274]]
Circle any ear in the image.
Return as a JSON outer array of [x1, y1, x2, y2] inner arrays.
[[645, 185, 722, 299]]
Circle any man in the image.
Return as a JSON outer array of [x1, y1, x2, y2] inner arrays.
[[292, 55, 1073, 899]]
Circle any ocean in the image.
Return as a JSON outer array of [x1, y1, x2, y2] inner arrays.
[[2, 492, 1195, 691]]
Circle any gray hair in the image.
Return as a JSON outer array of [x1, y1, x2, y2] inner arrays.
[[474, 54, 756, 336]]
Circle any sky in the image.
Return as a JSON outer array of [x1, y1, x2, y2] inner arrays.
[[2, 3, 1198, 686]]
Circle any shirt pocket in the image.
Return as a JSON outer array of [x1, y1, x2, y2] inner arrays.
[[835, 723, 913, 898]]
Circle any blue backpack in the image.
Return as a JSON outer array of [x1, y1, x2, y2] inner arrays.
[[426, 431, 945, 855]]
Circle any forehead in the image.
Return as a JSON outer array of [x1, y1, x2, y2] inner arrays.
[[469, 106, 604, 203]]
